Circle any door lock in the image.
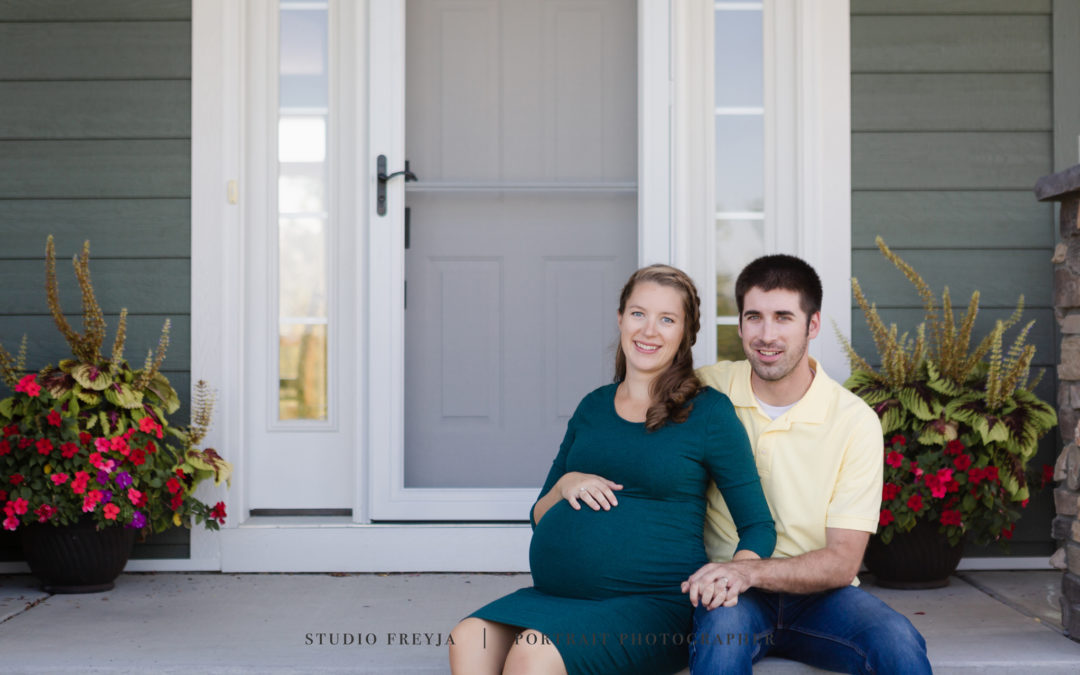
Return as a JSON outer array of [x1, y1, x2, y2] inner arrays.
[[376, 155, 418, 216]]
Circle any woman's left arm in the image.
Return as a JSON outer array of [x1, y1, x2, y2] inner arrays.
[[703, 395, 776, 559]]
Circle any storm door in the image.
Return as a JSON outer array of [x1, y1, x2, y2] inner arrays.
[[370, 0, 639, 519]]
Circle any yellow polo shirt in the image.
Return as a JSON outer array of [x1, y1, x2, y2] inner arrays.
[[697, 359, 883, 569]]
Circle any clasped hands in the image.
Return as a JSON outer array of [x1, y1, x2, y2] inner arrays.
[[681, 561, 752, 610], [556, 471, 623, 511]]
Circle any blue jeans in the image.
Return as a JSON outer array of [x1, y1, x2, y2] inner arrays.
[[689, 586, 931, 674]]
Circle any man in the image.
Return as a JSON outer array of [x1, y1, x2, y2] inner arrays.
[[684, 255, 931, 674]]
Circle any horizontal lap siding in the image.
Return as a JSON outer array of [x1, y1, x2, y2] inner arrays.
[[851, 6, 1056, 556], [0, 0, 192, 560]]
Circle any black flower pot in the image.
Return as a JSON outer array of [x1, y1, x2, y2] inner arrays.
[[19, 516, 136, 593], [864, 518, 964, 589]]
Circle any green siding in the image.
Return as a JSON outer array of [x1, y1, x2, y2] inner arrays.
[[852, 3, 1056, 556], [851, 16, 1051, 73], [0, 140, 190, 198], [0, 0, 191, 562], [0, 81, 190, 139], [852, 74, 1052, 131]]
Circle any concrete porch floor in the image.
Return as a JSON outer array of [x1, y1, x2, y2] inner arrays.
[[1, 571, 1078, 674]]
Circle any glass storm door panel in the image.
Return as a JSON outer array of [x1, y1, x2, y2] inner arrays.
[[394, 0, 638, 508]]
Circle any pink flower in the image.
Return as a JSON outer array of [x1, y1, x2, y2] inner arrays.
[[127, 488, 145, 506], [50, 473, 69, 485], [2, 515, 17, 531], [94, 437, 110, 452], [71, 471, 90, 495], [9, 498, 28, 515], [885, 451, 904, 468], [82, 490, 103, 513], [15, 374, 41, 397]]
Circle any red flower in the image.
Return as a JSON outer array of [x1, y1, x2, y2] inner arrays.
[[17, 437, 31, 449], [71, 471, 90, 495], [78, 431, 92, 445], [210, 501, 227, 524], [103, 503, 120, 520], [890, 435, 907, 447], [60, 442, 79, 459], [907, 494, 924, 512], [138, 416, 160, 434], [0, 489, 6, 501], [940, 509, 962, 527], [9, 474, 24, 486], [1021, 498, 1029, 508], [169, 494, 183, 511], [882, 483, 901, 501], [945, 439, 965, 456], [166, 478, 182, 495], [879, 509, 895, 526], [46, 410, 62, 427], [984, 466, 999, 483], [50, 473, 69, 485], [129, 448, 146, 466], [0, 439, 9, 456], [8, 497, 29, 515], [885, 451, 904, 468], [954, 454, 972, 471], [1001, 523, 1015, 540], [14, 374, 41, 398], [1042, 463, 1055, 488], [35, 504, 56, 523], [968, 467, 985, 485], [35, 438, 53, 455], [946, 479, 959, 493], [2, 425, 18, 437]]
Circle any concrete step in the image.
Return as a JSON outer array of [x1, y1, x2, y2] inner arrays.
[[1, 572, 1078, 673]]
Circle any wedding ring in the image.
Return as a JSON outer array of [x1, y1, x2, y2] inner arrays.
[[720, 577, 729, 586]]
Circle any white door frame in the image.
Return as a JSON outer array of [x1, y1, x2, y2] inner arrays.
[[178, 0, 858, 572]]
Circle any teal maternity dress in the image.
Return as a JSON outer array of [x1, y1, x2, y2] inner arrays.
[[469, 384, 775, 675]]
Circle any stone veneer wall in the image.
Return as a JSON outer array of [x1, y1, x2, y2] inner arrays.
[[1037, 163, 1080, 640]]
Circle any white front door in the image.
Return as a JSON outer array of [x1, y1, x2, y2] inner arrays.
[[370, 0, 639, 519]]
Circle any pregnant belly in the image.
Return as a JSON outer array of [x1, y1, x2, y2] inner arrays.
[[529, 497, 706, 600]]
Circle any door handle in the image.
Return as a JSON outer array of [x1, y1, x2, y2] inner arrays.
[[376, 154, 418, 216]]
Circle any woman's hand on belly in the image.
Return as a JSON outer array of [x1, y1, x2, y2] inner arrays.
[[557, 471, 623, 511]]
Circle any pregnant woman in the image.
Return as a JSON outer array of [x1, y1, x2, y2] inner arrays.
[[449, 265, 775, 675]]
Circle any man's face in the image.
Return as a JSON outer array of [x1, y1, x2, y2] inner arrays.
[[738, 287, 820, 382]]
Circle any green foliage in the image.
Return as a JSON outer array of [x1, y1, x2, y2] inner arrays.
[[0, 238, 230, 535], [844, 237, 1056, 550]]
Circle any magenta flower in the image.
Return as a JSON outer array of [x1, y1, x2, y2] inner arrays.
[[115, 472, 133, 489], [128, 511, 147, 529]]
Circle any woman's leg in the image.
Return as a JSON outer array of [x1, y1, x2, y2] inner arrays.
[[502, 629, 568, 675], [448, 617, 520, 675]]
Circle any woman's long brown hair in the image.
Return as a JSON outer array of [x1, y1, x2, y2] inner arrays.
[[614, 265, 703, 431]]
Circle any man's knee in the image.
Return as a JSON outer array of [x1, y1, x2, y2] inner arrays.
[[690, 600, 771, 675]]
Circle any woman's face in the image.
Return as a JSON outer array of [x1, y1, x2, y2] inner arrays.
[[618, 281, 686, 380]]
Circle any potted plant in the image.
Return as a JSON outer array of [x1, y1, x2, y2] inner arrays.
[[842, 237, 1056, 588], [0, 237, 231, 592]]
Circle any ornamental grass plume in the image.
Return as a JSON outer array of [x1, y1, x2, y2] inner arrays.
[[0, 238, 231, 534], [841, 237, 1055, 549]]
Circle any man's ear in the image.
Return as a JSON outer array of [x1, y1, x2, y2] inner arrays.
[[807, 311, 821, 340]]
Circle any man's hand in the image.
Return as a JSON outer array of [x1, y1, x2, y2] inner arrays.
[[681, 562, 752, 610]]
